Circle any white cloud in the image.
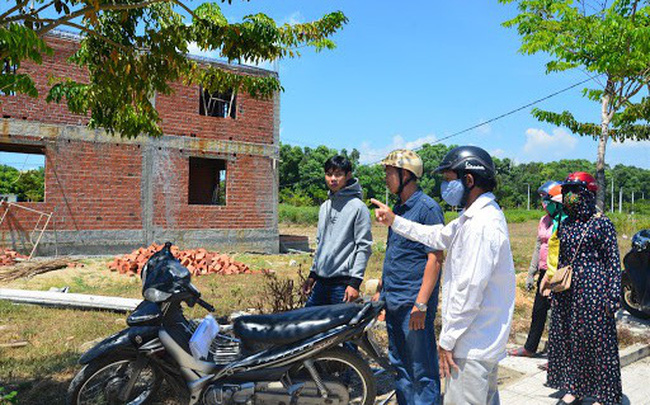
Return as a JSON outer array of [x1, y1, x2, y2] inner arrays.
[[523, 128, 578, 160], [187, 42, 220, 59], [359, 134, 437, 164], [610, 139, 650, 149], [188, 41, 277, 71], [282, 11, 305, 25], [491, 148, 506, 158]]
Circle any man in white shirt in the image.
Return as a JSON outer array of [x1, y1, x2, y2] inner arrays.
[[372, 146, 515, 405]]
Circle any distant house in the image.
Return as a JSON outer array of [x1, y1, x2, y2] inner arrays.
[[0, 31, 280, 255]]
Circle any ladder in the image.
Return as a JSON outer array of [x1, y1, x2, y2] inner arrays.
[[0, 201, 53, 260]]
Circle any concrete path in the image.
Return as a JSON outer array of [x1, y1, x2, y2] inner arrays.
[[499, 355, 650, 404]]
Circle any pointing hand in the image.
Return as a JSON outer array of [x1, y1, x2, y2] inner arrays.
[[370, 198, 396, 227]]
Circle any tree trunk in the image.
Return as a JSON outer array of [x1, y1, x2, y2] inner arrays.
[[596, 94, 611, 212]]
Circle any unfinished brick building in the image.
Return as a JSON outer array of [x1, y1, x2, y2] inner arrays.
[[0, 31, 279, 255]]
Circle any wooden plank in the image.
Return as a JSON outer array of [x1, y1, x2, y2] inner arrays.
[[0, 288, 141, 312]]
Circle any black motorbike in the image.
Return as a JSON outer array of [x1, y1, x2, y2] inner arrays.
[[67, 242, 388, 405], [621, 229, 650, 320]]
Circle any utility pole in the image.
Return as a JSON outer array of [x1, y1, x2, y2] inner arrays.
[[632, 191, 635, 207], [526, 183, 530, 211], [619, 187, 623, 214]]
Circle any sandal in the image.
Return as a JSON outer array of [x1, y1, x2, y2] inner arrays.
[[508, 347, 535, 357]]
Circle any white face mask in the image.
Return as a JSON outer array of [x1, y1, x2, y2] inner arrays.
[[440, 179, 465, 207]]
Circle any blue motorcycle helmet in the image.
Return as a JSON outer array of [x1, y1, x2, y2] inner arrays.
[[537, 180, 561, 199]]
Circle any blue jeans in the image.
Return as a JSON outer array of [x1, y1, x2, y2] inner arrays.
[[386, 303, 441, 405], [305, 281, 347, 307], [306, 281, 357, 352]]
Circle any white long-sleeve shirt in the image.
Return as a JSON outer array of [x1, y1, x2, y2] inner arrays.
[[392, 192, 515, 361]]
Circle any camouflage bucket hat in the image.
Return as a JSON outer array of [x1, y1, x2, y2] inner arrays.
[[380, 149, 424, 178]]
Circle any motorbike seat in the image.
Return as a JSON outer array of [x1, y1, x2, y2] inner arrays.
[[233, 303, 364, 346]]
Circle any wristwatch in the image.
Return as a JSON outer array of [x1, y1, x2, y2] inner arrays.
[[414, 302, 428, 312]]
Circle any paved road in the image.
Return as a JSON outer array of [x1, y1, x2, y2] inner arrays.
[[499, 355, 650, 404]]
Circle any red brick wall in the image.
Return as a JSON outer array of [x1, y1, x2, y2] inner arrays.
[[157, 83, 275, 144], [0, 35, 276, 146], [0, 36, 89, 125], [0, 33, 277, 242], [151, 153, 275, 229], [0, 137, 142, 232]]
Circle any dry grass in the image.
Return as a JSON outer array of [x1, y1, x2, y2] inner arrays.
[[0, 218, 642, 404]]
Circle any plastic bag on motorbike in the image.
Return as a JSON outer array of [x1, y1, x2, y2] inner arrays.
[[190, 314, 219, 360]]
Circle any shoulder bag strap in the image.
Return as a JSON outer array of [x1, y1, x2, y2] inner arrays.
[[568, 212, 602, 266]]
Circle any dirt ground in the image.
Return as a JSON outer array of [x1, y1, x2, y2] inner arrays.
[[0, 219, 643, 404]]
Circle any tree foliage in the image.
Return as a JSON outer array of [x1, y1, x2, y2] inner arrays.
[[0, 165, 45, 202], [279, 142, 650, 211], [501, 0, 650, 209], [0, 1, 348, 138]]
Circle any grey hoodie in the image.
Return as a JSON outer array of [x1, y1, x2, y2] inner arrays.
[[309, 179, 373, 289]]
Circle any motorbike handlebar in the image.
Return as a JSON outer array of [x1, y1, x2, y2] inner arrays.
[[197, 298, 215, 313]]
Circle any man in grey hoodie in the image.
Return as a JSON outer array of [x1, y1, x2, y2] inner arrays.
[[301, 155, 373, 305]]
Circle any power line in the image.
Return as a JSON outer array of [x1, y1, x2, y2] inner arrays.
[[365, 74, 603, 166], [279, 74, 603, 189]]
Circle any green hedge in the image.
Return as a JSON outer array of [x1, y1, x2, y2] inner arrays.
[[279, 204, 650, 233], [279, 204, 320, 225]]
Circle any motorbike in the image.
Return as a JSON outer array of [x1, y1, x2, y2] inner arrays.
[[621, 229, 650, 320], [67, 242, 389, 405]]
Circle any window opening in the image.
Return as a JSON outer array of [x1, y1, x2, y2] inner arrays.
[[0, 145, 46, 202], [188, 157, 227, 205], [199, 87, 237, 119]]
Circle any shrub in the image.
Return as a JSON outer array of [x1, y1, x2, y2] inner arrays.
[[0, 387, 18, 405], [279, 204, 320, 225], [253, 268, 308, 313]]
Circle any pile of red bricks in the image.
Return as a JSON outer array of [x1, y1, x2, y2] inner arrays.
[[108, 243, 254, 277], [0, 249, 29, 266]]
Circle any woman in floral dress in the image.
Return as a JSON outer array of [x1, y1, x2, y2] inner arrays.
[[543, 172, 622, 405]]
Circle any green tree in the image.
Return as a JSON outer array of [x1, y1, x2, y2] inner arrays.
[[14, 167, 45, 202], [0, 165, 20, 195], [1, 1, 347, 138], [501, 0, 650, 210]]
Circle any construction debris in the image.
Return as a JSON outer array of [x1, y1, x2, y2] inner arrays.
[[0, 340, 28, 349], [0, 249, 28, 266], [0, 288, 140, 312], [0, 258, 80, 282], [108, 243, 255, 277]]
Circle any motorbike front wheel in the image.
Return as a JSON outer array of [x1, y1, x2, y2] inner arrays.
[[288, 347, 377, 405], [622, 277, 650, 320], [66, 351, 162, 405]]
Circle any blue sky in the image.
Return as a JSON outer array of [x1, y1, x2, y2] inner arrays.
[[221, 0, 649, 169], [1, 1, 648, 170]]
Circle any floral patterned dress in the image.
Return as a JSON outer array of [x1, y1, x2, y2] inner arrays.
[[547, 189, 622, 404]]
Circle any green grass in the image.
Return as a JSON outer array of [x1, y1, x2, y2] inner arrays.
[[1, 213, 647, 404], [278, 204, 320, 225]]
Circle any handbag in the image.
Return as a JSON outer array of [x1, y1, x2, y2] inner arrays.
[[548, 213, 601, 293]]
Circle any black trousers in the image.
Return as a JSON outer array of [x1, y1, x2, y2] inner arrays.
[[525, 269, 551, 353]]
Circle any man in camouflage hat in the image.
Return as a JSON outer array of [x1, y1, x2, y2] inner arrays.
[[372, 149, 444, 405]]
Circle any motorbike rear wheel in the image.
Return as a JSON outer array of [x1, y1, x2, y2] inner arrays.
[[622, 278, 650, 320], [288, 348, 376, 405], [66, 351, 162, 405]]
